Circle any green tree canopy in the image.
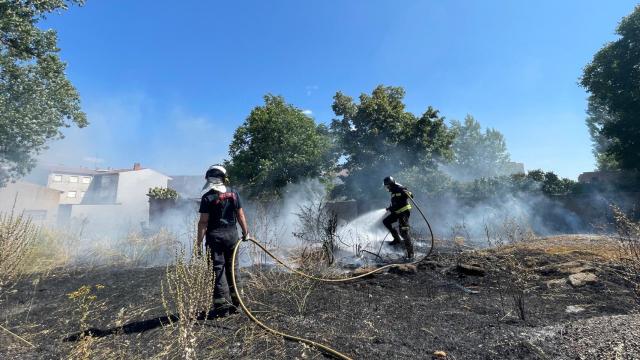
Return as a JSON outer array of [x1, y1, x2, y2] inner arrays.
[[226, 95, 335, 198], [585, 98, 620, 170], [581, 5, 640, 172], [0, 0, 87, 185], [445, 115, 512, 181], [330, 85, 455, 201]]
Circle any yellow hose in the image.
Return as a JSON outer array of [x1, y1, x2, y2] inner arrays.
[[230, 195, 434, 360]]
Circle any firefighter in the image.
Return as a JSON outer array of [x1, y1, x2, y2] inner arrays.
[[196, 165, 250, 317], [382, 176, 414, 259]]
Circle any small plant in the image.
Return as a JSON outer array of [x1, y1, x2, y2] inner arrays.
[[293, 197, 340, 265], [89, 228, 177, 267], [147, 187, 179, 200], [67, 284, 104, 360], [160, 247, 215, 360], [0, 210, 40, 294], [611, 205, 640, 300], [611, 205, 640, 264]]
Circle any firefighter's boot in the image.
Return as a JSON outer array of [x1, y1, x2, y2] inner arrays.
[[388, 228, 403, 246], [400, 228, 414, 259]]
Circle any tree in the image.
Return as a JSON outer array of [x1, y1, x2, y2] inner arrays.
[[0, 0, 87, 186], [445, 115, 512, 181], [330, 85, 455, 202], [581, 5, 640, 171], [585, 97, 620, 170], [226, 95, 335, 198]]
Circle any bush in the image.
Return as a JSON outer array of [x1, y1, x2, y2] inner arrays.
[[0, 211, 40, 293], [161, 248, 215, 360], [147, 187, 179, 200]]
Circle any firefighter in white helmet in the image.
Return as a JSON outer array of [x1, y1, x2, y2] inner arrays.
[[196, 165, 250, 316]]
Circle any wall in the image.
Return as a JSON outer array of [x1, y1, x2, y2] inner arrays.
[[47, 172, 94, 205], [0, 181, 61, 225], [116, 169, 170, 225]]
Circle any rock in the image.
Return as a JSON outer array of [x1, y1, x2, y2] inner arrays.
[[456, 263, 486, 276], [546, 278, 568, 289], [565, 305, 586, 314], [389, 264, 418, 275], [568, 272, 598, 287], [433, 350, 447, 358]]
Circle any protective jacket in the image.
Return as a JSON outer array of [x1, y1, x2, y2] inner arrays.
[[387, 183, 413, 214]]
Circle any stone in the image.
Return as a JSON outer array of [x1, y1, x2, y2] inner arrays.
[[568, 272, 598, 287], [433, 350, 447, 358], [456, 263, 486, 276], [565, 305, 586, 314]]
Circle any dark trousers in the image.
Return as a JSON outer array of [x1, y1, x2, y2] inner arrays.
[[205, 228, 240, 308], [383, 211, 414, 256]]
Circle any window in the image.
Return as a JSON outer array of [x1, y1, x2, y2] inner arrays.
[[67, 191, 77, 198], [53, 175, 62, 182], [69, 176, 78, 183], [82, 176, 92, 184]]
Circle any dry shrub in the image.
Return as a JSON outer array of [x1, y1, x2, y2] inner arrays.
[[293, 198, 339, 265], [160, 248, 214, 360], [89, 228, 177, 267], [243, 268, 315, 317], [0, 211, 40, 293], [611, 205, 640, 265], [66, 284, 104, 360], [23, 228, 79, 273], [484, 215, 535, 248]]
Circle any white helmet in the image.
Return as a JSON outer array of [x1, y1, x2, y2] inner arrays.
[[202, 165, 228, 194]]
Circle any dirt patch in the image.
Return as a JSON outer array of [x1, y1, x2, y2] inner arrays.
[[1, 235, 638, 359]]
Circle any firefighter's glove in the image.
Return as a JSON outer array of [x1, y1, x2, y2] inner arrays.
[[242, 233, 250, 242], [405, 191, 414, 199]]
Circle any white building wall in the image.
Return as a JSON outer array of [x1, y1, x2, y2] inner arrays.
[[115, 169, 170, 225], [0, 182, 61, 225]]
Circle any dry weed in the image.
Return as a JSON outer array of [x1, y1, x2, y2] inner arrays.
[[611, 205, 640, 265], [294, 198, 339, 265], [66, 284, 104, 360], [160, 247, 214, 360], [0, 211, 40, 294], [89, 228, 177, 267]]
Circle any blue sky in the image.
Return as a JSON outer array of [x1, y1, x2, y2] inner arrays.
[[40, 0, 639, 179]]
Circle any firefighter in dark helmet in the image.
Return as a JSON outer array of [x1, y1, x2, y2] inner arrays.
[[382, 176, 414, 259], [196, 165, 250, 316]]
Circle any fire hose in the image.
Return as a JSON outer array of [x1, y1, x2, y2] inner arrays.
[[230, 195, 434, 360]]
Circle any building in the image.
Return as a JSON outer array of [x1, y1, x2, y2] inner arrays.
[[0, 181, 61, 225], [46, 166, 98, 205], [58, 164, 171, 231]]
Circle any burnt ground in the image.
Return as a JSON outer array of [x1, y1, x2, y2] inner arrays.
[[1, 235, 639, 359]]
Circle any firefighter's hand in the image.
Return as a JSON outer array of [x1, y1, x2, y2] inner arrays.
[[242, 232, 250, 242]]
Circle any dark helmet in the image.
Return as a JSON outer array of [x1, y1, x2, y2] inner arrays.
[[383, 176, 395, 186]]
